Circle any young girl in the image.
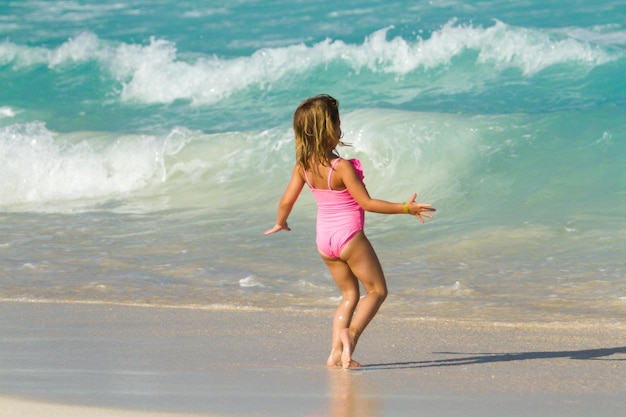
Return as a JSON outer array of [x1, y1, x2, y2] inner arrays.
[[264, 95, 435, 369]]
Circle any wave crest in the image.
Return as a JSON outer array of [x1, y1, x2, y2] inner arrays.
[[0, 122, 166, 211], [1, 20, 619, 106]]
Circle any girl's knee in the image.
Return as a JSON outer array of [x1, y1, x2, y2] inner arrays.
[[342, 289, 360, 304], [380, 287, 388, 300], [366, 286, 387, 302]]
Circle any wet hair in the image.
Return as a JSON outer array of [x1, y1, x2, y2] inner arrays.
[[293, 94, 346, 173]]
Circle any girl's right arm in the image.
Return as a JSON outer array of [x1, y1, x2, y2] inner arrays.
[[264, 164, 306, 234]]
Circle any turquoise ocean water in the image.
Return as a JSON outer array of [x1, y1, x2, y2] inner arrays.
[[1, 0, 624, 323]]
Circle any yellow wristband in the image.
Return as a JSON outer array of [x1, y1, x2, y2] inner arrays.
[[403, 202, 409, 214]]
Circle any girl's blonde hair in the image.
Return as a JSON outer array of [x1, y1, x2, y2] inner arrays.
[[293, 94, 346, 173]]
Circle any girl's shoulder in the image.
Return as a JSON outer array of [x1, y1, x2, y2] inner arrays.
[[335, 158, 364, 181]]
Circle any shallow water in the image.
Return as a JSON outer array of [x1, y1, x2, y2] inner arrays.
[[1, 0, 624, 323]]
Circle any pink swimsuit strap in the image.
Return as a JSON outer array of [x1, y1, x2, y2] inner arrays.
[[303, 158, 341, 190]]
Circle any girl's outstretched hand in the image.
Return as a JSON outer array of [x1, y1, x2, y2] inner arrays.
[[406, 193, 436, 224], [264, 223, 291, 235]]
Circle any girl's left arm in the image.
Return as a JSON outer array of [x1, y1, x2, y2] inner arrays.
[[264, 164, 306, 234], [339, 160, 435, 223]]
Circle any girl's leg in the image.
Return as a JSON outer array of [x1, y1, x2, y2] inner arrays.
[[339, 231, 388, 368], [321, 253, 360, 368]]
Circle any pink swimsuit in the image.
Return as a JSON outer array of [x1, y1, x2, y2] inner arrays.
[[304, 158, 365, 258]]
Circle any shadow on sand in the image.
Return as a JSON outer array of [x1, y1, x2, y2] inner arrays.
[[361, 346, 626, 370]]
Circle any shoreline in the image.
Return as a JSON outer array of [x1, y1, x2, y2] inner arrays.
[[1, 298, 623, 328], [1, 301, 625, 416]]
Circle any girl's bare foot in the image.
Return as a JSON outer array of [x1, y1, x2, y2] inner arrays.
[[346, 359, 362, 368], [327, 350, 362, 368], [340, 328, 353, 369], [327, 349, 342, 368]]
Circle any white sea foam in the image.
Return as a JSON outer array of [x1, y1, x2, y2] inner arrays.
[[0, 106, 17, 118], [0, 121, 292, 212], [239, 276, 265, 288], [0, 122, 166, 210], [0, 20, 619, 105]]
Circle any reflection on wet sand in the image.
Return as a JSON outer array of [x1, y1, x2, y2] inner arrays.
[[326, 369, 379, 417]]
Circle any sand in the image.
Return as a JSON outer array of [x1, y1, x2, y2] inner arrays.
[[1, 301, 625, 417]]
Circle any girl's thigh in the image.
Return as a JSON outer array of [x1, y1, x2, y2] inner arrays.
[[340, 232, 387, 293]]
